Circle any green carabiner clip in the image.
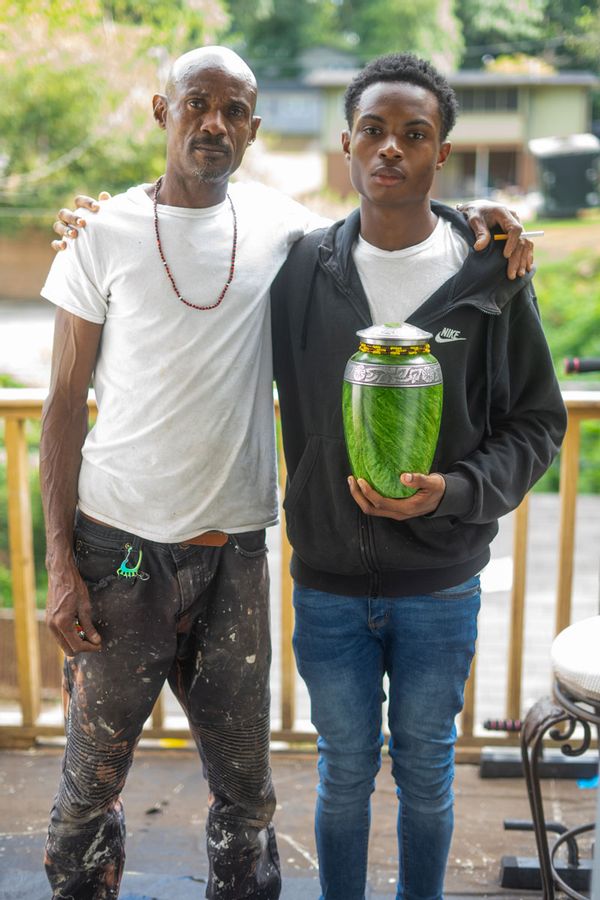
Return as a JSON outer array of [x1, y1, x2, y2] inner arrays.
[[116, 543, 143, 579]]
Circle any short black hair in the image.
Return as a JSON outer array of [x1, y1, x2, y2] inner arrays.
[[344, 53, 458, 141]]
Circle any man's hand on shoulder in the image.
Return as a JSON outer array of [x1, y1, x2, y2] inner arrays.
[[348, 472, 446, 521], [51, 191, 111, 252], [457, 199, 534, 280]]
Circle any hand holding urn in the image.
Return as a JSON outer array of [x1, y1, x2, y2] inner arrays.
[[342, 323, 443, 499]]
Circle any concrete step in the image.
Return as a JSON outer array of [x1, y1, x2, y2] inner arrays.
[[1, 869, 544, 900], [2, 869, 408, 899]]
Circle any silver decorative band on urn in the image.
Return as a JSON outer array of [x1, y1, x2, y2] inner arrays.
[[343, 359, 443, 388]]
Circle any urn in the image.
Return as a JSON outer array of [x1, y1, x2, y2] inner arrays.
[[342, 323, 443, 499]]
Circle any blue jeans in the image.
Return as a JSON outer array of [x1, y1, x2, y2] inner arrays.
[[292, 577, 481, 900]]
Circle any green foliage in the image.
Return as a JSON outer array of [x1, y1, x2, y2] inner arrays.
[[0, 0, 99, 33], [0, 62, 103, 212], [99, 0, 230, 52], [534, 249, 600, 493], [226, 0, 598, 76], [535, 253, 600, 364], [226, 0, 341, 76], [0, 0, 227, 230], [226, 0, 464, 75], [568, 5, 600, 70], [535, 421, 600, 494], [0, 421, 47, 609], [457, 0, 546, 49], [0, 565, 13, 609], [457, 0, 599, 71], [338, 0, 463, 64], [0, 374, 23, 388]]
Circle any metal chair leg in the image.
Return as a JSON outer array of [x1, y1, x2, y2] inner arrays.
[[520, 696, 570, 900]]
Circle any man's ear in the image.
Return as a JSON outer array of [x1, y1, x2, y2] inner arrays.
[[436, 141, 451, 170], [153, 94, 168, 130], [249, 115, 261, 143], [341, 130, 351, 159]]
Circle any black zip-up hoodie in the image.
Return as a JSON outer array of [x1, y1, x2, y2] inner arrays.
[[271, 202, 567, 598]]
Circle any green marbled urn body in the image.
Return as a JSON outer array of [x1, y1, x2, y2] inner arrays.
[[342, 324, 443, 499]]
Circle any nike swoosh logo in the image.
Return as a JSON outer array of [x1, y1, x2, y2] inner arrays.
[[435, 333, 467, 343]]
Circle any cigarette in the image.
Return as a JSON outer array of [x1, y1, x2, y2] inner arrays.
[[493, 230, 545, 240]]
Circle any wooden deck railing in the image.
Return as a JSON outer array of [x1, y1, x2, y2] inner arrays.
[[1, 388, 599, 756]]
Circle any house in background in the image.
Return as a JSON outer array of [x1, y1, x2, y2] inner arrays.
[[254, 47, 357, 154], [257, 62, 599, 200], [444, 71, 599, 199]]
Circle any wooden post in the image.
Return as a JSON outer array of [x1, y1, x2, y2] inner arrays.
[[507, 495, 529, 721], [555, 414, 580, 637], [151, 689, 165, 730], [462, 647, 477, 738], [5, 418, 41, 726], [279, 450, 296, 733], [275, 401, 296, 735]]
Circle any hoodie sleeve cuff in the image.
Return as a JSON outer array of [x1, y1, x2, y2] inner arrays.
[[430, 472, 475, 520]]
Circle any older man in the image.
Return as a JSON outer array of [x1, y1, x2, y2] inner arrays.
[[40, 46, 330, 900]]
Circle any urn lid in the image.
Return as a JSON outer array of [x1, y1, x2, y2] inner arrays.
[[356, 322, 432, 347]]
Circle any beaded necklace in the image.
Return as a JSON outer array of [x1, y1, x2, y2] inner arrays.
[[153, 175, 237, 311]]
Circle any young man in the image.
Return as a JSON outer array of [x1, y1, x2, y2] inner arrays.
[[270, 53, 566, 900], [47, 46, 533, 900]]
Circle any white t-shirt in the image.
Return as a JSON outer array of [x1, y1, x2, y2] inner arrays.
[[41, 182, 325, 542], [352, 216, 469, 324]]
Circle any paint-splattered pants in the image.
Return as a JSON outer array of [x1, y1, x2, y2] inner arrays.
[[45, 513, 280, 900]]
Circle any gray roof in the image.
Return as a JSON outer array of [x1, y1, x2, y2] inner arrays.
[[305, 67, 599, 88]]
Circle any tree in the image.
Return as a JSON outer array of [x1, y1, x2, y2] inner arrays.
[[456, 0, 600, 71], [225, 0, 340, 77], [457, 0, 545, 49], [225, 0, 464, 76], [99, 0, 229, 50], [567, 4, 600, 72], [0, 0, 228, 227], [336, 0, 463, 68]]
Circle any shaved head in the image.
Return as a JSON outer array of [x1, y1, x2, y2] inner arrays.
[[165, 46, 257, 108], [153, 44, 261, 204]]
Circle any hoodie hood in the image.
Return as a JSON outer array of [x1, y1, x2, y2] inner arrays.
[[317, 201, 534, 320]]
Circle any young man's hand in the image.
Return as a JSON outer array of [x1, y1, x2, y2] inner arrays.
[[51, 192, 111, 251], [348, 472, 446, 520], [457, 199, 534, 280], [46, 565, 102, 656]]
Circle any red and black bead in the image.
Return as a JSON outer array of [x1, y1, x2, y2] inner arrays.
[[153, 175, 237, 311]]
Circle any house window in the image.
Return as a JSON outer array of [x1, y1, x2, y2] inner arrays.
[[455, 88, 518, 112]]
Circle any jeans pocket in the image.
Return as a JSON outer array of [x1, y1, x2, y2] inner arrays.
[[229, 530, 268, 559], [429, 574, 481, 601], [74, 537, 138, 591], [292, 585, 350, 612]]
